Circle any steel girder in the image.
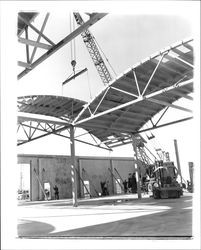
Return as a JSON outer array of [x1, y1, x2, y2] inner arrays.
[[18, 12, 107, 80]]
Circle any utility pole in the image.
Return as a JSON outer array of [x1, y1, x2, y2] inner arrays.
[[174, 139, 183, 184]]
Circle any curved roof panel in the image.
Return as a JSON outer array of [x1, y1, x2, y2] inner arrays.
[[18, 95, 86, 122], [17, 38, 194, 148], [74, 38, 193, 146]]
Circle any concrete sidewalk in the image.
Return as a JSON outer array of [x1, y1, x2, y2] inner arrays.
[[17, 192, 192, 239]]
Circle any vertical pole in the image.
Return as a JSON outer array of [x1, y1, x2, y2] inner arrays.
[[174, 139, 183, 184], [188, 162, 194, 186], [30, 160, 32, 201], [110, 159, 115, 195], [70, 125, 78, 207], [77, 159, 82, 198], [131, 135, 141, 199]]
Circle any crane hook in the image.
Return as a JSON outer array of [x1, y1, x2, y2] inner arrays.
[[71, 60, 76, 75]]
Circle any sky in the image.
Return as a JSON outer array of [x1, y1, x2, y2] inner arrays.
[[1, 2, 200, 250], [15, 7, 197, 181]]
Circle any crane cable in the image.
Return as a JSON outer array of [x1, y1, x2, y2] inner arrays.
[[87, 70, 92, 100], [70, 13, 76, 74], [143, 122, 163, 161], [93, 35, 117, 77]]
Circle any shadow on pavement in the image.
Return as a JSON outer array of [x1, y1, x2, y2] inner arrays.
[[18, 219, 55, 237], [18, 194, 192, 238], [49, 207, 192, 238]]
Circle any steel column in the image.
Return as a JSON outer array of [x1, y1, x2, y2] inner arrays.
[[70, 125, 78, 207], [174, 139, 183, 184], [131, 136, 142, 199]]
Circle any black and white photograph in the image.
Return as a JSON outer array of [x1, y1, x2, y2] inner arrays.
[[1, 1, 200, 249]]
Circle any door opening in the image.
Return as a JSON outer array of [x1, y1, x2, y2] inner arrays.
[[44, 182, 51, 200], [17, 164, 30, 201], [83, 180, 90, 198], [116, 178, 122, 194]]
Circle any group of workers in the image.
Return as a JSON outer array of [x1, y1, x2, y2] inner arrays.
[[123, 172, 137, 194], [44, 184, 59, 200]]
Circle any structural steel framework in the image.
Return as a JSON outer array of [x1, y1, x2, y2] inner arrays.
[[17, 13, 194, 206], [17, 12, 107, 80]]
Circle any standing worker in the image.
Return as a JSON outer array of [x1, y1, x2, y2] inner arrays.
[[53, 185, 59, 200], [131, 172, 137, 194], [123, 179, 128, 194]]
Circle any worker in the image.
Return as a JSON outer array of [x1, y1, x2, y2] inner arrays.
[[53, 185, 59, 200], [131, 172, 137, 194], [123, 179, 128, 194], [128, 173, 132, 193]]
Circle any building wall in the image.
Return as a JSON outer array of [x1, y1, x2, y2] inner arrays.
[[17, 154, 136, 201]]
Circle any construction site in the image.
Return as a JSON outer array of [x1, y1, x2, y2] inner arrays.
[[1, 3, 201, 249]]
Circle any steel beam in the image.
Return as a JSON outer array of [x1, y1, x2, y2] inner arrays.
[[175, 56, 194, 69], [17, 125, 69, 145], [93, 87, 110, 115], [18, 14, 55, 45], [18, 13, 107, 80], [154, 107, 169, 126], [169, 90, 193, 100], [18, 37, 52, 50], [18, 114, 69, 126], [136, 116, 193, 134], [18, 120, 111, 150], [148, 98, 192, 113], [142, 52, 167, 96], [74, 79, 193, 126], [132, 69, 141, 96], [25, 27, 30, 64], [53, 132, 112, 151], [18, 61, 31, 69], [62, 68, 88, 86], [110, 86, 139, 98], [30, 13, 50, 63]]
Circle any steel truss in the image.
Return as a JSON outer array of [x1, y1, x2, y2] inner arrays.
[[74, 78, 193, 124], [18, 12, 107, 80], [18, 117, 112, 151]]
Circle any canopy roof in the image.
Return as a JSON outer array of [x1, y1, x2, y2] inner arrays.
[[18, 38, 194, 148]]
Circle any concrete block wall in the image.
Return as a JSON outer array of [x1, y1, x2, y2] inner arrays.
[[18, 154, 137, 201]]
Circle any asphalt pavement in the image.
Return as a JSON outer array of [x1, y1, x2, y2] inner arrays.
[[17, 192, 192, 239]]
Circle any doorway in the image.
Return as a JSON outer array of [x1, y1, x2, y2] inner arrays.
[[116, 178, 122, 194], [83, 180, 90, 198], [44, 182, 51, 200], [17, 164, 30, 201]]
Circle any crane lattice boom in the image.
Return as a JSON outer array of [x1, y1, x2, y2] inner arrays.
[[73, 13, 112, 85]]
